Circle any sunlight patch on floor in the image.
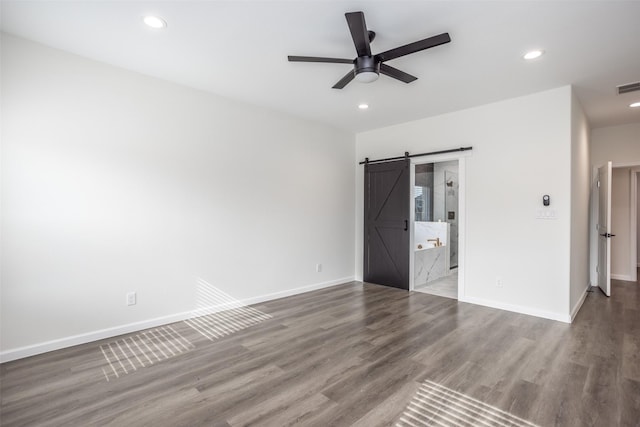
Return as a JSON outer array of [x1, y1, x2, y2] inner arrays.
[[98, 279, 272, 381], [183, 278, 272, 341], [99, 325, 194, 381], [396, 380, 539, 427]]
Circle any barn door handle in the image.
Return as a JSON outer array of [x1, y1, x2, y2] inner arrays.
[[404, 220, 408, 231]]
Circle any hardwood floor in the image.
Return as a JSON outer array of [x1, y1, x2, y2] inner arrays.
[[1, 275, 639, 426]]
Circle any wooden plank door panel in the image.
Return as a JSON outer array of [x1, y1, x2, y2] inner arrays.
[[364, 159, 410, 290]]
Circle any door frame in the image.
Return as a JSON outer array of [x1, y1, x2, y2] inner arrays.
[[590, 161, 640, 289], [629, 167, 639, 282], [409, 153, 468, 300]]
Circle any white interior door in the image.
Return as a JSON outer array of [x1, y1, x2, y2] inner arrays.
[[598, 161, 613, 296]]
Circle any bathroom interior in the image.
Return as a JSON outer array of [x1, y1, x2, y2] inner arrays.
[[414, 160, 459, 299]]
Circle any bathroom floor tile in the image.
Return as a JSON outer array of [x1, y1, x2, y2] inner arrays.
[[414, 271, 458, 299]]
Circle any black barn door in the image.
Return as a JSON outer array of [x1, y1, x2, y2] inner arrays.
[[364, 159, 410, 290]]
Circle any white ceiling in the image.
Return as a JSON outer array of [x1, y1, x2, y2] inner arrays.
[[2, 1, 639, 133]]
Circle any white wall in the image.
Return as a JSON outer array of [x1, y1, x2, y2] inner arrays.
[[569, 91, 591, 318], [591, 122, 640, 167], [0, 35, 355, 359], [356, 86, 574, 321]]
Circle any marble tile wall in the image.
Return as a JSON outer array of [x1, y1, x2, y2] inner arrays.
[[415, 221, 450, 286], [432, 161, 457, 222], [415, 221, 448, 247], [432, 161, 458, 268], [415, 246, 448, 285], [445, 170, 459, 268]]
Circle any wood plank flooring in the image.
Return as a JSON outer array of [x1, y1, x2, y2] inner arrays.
[[1, 275, 639, 426]]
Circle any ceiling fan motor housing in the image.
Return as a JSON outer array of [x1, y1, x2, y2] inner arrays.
[[355, 56, 379, 76]]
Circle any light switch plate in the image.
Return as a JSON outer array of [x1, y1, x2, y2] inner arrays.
[[536, 209, 557, 220]]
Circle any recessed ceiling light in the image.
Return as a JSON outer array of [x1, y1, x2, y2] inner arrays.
[[143, 16, 167, 29], [630, 102, 640, 108], [358, 103, 369, 110], [523, 50, 544, 60]]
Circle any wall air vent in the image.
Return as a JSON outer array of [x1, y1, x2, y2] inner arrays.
[[617, 81, 640, 95]]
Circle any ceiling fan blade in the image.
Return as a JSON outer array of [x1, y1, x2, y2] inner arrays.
[[375, 33, 451, 62], [345, 11, 371, 57], [288, 56, 353, 64], [332, 70, 355, 89], [379, 64, 417, 83]]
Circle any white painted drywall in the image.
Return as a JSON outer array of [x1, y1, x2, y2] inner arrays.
[[569, 92, 590, 318], [356, 86, 574, 321], [1, 35, 355, 356], [611, 168, 632, 280], [591, 123, 640, 167]]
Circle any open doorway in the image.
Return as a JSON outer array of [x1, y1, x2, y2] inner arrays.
[[611, 166, 639, 283], [592, 162, 640, 295], [361, 151, 467, 296], [411, 158, 464, 300]]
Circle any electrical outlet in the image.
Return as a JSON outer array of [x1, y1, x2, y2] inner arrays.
[[316, 263, 322, 273], [126, 292, 137, 306], [496, 277, 503, 288]]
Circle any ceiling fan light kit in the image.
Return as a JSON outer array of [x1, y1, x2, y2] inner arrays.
[[355, 72, 379, 83], [288, 11, 451, 89]]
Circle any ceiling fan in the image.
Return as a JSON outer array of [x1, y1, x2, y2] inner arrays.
[[288, 11, 451, 89]]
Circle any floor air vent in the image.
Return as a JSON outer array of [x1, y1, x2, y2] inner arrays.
[[617, 81, 640, 94]]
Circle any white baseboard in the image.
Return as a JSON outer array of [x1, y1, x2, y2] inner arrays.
[[0, 276, 354, 363], [239, 276, 354, 306], [570, 286, 589, 322], [611, 273, 633, 281], [0, 312, 192, 364], [458, 295, 571, 323]]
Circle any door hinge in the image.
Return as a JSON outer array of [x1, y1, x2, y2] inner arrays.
[[597, 180, 600, 188], [596, 265, 599, 273]]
